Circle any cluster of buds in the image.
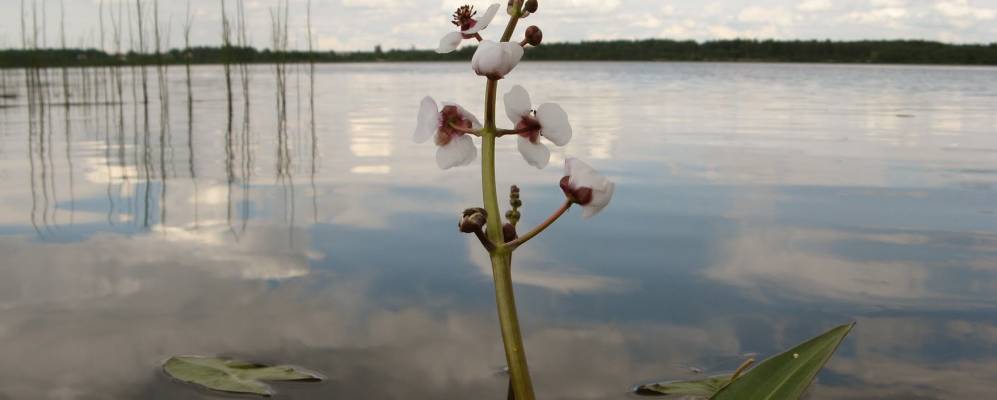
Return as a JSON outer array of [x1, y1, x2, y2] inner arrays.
[[504, 186, 522, 241]]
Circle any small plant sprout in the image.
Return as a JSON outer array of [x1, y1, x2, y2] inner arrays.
[[414, 2, 615, 399]]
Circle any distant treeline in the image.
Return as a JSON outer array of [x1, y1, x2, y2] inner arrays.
[[3, 39, 997, 68]]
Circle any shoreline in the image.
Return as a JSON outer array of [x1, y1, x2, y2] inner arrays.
[[2, 39, 996, 68]]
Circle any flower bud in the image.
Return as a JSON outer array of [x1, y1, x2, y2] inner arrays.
[[471, 40, 524, 80], [459, 208, 488, 233], [525, 0, 538, 14], [524, 26, 543, 47], [503, 222, 519, 242]]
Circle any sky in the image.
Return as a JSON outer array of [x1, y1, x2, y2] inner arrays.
[[0, 0, 995, 52]]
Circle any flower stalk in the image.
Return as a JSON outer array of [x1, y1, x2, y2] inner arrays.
[[416, 2, 614, 399], [481, 6, 536, 399]]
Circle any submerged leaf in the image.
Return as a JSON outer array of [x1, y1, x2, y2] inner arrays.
[[634, 375, 732, 398], [711, 323, 855, 400], [163, 355, 322, 396]]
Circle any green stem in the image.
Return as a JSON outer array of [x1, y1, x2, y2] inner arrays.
[[490, 250, 534, 400], [500, 6, 521, 42], [482, 78, 535, 400], [482, 79, 501, 242], [480, 5, 533, 400]]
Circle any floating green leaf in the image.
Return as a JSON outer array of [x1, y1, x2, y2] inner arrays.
[[711, 322, 854, 400], [162, 355, 322, 397], [633, 375, 732, 398]]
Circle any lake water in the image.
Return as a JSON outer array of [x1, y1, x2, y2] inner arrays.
[[0, 62, 996, 399]]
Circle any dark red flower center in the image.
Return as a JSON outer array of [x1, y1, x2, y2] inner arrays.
[[515, 115, 542, 144], [436, 105, 472, 146], [452, 5, 478, 31], [559, 176, 593, 205]]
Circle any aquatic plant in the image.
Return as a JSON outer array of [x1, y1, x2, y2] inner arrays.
[[416, 2, 614, 399]]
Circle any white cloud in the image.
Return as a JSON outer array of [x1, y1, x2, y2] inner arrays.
[[709, 25, 740, 39], [798, 0, 833, 12], [934, 0, 997, 20], [561, 0, 623, 12], [659, 19, 698, 39], [871, 0, 907, 7], [739, 6, 794, 26], [341, 0, 410, 8], [842, 7, 909, 24], [631, 13, 662, 28], [3, 0, 997, 51]]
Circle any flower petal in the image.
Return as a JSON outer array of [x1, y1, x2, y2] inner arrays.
[[582, 181, 614, 218], [536, 103, 572, 146], [504, 85, 532, 124], [564, 158, 614, 217], [471, 41, 500, 74], [414, 96, 440, 143], [436, 134, 477, 169], [564, 158, 589, 182], [565, 158, 609, 191], [517, 136, 550, 169], [503, 42, 525, 76], [436, 31, 464, 54], [463, 3, 500, 34]]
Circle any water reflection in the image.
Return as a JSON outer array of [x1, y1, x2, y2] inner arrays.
[[0, 63, 995, 399]]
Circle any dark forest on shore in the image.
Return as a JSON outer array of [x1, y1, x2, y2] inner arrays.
[[3, 39, 997, 68]]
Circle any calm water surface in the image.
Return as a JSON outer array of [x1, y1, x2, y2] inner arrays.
[[0, 62, 996, 399]]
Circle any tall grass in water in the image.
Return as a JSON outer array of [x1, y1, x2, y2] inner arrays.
[[183, 0, 198, 229], [236, 0, 253, 234], [152, 0, 171, 227], [220, 0, 239, 235], [270, 0, 296, 241], [307, 0, 318, 223], [59, 1, 70, 106]]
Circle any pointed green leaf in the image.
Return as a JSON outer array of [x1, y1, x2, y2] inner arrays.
[[711, 323, 854, 400], [634, 375, 732, 398], [163, 356, 323, 397]]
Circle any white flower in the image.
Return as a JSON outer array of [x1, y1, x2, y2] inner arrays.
[[414, 96, 481, 169], [503, 85, 571, 169], [471, 40, 524, 79], [560, 158, 614, 218], [436, 3, 501, 54]]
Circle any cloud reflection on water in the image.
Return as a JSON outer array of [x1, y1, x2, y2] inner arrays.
[[0, 63, 996, 399]]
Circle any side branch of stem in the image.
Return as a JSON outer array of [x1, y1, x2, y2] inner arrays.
[[449, 121, 482, 136], [507, 200, 571, 249]]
